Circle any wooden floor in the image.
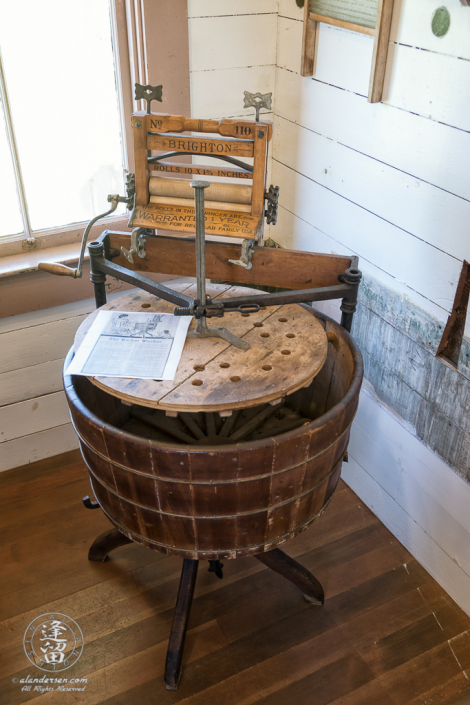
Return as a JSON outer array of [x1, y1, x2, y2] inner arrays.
[[2, 452, 470, 705]]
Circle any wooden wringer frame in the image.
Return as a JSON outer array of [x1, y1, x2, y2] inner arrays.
[[40, 84, 365, 690], [39, 83, 361, 345]]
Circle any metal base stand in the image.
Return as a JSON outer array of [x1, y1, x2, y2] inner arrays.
[[187, 318, 249, 351], [87, 527, 324, 690]]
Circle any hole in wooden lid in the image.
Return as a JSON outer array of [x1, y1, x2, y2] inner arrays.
[[230, 376, 241, 383], [193, 364, 205, 372], [260, 332, 270, 338], [278, 318, 287, 322], [219, 362, 230, 368], [262, 365, 272, 371], [253, 322, 263, 327], [141, 303, 151, 308], [281, 350, 291, 355], [241, 313, 250, 317], [191, 379, 203, 386], [286, 333, 296, 339]]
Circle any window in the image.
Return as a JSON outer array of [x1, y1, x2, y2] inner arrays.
[[0, 0, 128, 246]]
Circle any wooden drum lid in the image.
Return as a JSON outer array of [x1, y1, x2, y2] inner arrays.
[[65, 282, 363, 560]]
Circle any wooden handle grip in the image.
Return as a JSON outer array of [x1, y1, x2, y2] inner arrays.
[[38, 262, 77, 277], [327, 331, 339, 349]]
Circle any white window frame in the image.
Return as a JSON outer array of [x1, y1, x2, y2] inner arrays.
[[0, 0, 143, 259]]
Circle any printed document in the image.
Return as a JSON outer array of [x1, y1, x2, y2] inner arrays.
[[66, 311, 192, 380]]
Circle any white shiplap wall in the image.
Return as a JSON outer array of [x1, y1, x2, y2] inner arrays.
[[0, 298, 93, 471], [275, 0, 470, 615], [188, 0, 277, 120]]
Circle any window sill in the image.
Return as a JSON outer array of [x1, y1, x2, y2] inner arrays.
[[0, 241, 86, 278], [0, 223, 178, 319], [0, 218, 132, 318], [0, 213, 131, 265]]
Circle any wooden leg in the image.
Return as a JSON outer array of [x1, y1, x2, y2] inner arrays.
[[164, 559, 199, 691], [88, 528, 133, 563], [255, 547, 324, 605]]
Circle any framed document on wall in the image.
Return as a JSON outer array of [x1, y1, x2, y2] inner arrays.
[[301, 0, 395, 103]]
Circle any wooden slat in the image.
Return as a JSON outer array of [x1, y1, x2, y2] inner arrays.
[[108, 233, 353, 289], [132, 115, 149, 206], [135, 111, 272, 140], [309, 12, 376, 36], [0, 359, 65, 407], [0, 391, 69, 444], [251, 126, 269, 218], [436, 260, 470, 367], [148, 161, 253, 179], [73, 285, 328, 413], [301, 1, 316, 76], [149, 196, 251, 213], [130, 204, 261, 239], [368, 0, 394, 103], [0, 424, 78, 473], [147, 134, 254, 158]]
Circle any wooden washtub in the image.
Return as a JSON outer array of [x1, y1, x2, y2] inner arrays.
[[64, 310, 363, 561]]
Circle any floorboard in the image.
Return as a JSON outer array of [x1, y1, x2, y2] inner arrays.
[[1, 452, 470, 705]]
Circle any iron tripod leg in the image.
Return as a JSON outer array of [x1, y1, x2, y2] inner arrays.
[[163, 548, 324, 690], [164, 559, 199, 690], [88, 528, 133, 562], [86, 529, 324, 690], [255, 547, 324, 604]]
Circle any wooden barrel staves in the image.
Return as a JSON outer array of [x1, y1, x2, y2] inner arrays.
[[64, 310, 363, 560]]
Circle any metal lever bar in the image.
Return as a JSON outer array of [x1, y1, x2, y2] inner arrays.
[[186, 181, 250, 351], [38, 194, 125, 279]]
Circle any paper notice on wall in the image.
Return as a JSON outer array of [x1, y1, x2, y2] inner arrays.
[[66, 311, 192, 380]]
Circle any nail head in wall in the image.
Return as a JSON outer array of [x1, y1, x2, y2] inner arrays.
[[432, 7, 451, 37]]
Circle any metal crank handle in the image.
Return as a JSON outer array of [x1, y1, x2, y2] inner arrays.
[[38, 194, 124, 279]]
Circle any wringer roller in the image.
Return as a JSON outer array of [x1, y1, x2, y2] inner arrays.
[[41, 84, 365, 691]]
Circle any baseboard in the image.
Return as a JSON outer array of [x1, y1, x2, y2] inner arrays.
[[0, 423, 79, 473], [344, 389, 470, 617]]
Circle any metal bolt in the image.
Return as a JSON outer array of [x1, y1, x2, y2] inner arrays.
[[257, 130, 265, 138], [135, 120, 142, 129]]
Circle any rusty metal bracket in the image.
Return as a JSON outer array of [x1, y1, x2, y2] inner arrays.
[[135, 83, 163, 114], [265, 184, 280, 225], [121, 228, 147, 264], [82, 496, 100, 509], [228, 238, 256, 270], [243, 91, 272, 122]]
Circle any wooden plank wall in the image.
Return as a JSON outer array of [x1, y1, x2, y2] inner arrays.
[[187, 0, 277, 120], [274, 0, 470, 614], [0, 299, 92, 472]]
